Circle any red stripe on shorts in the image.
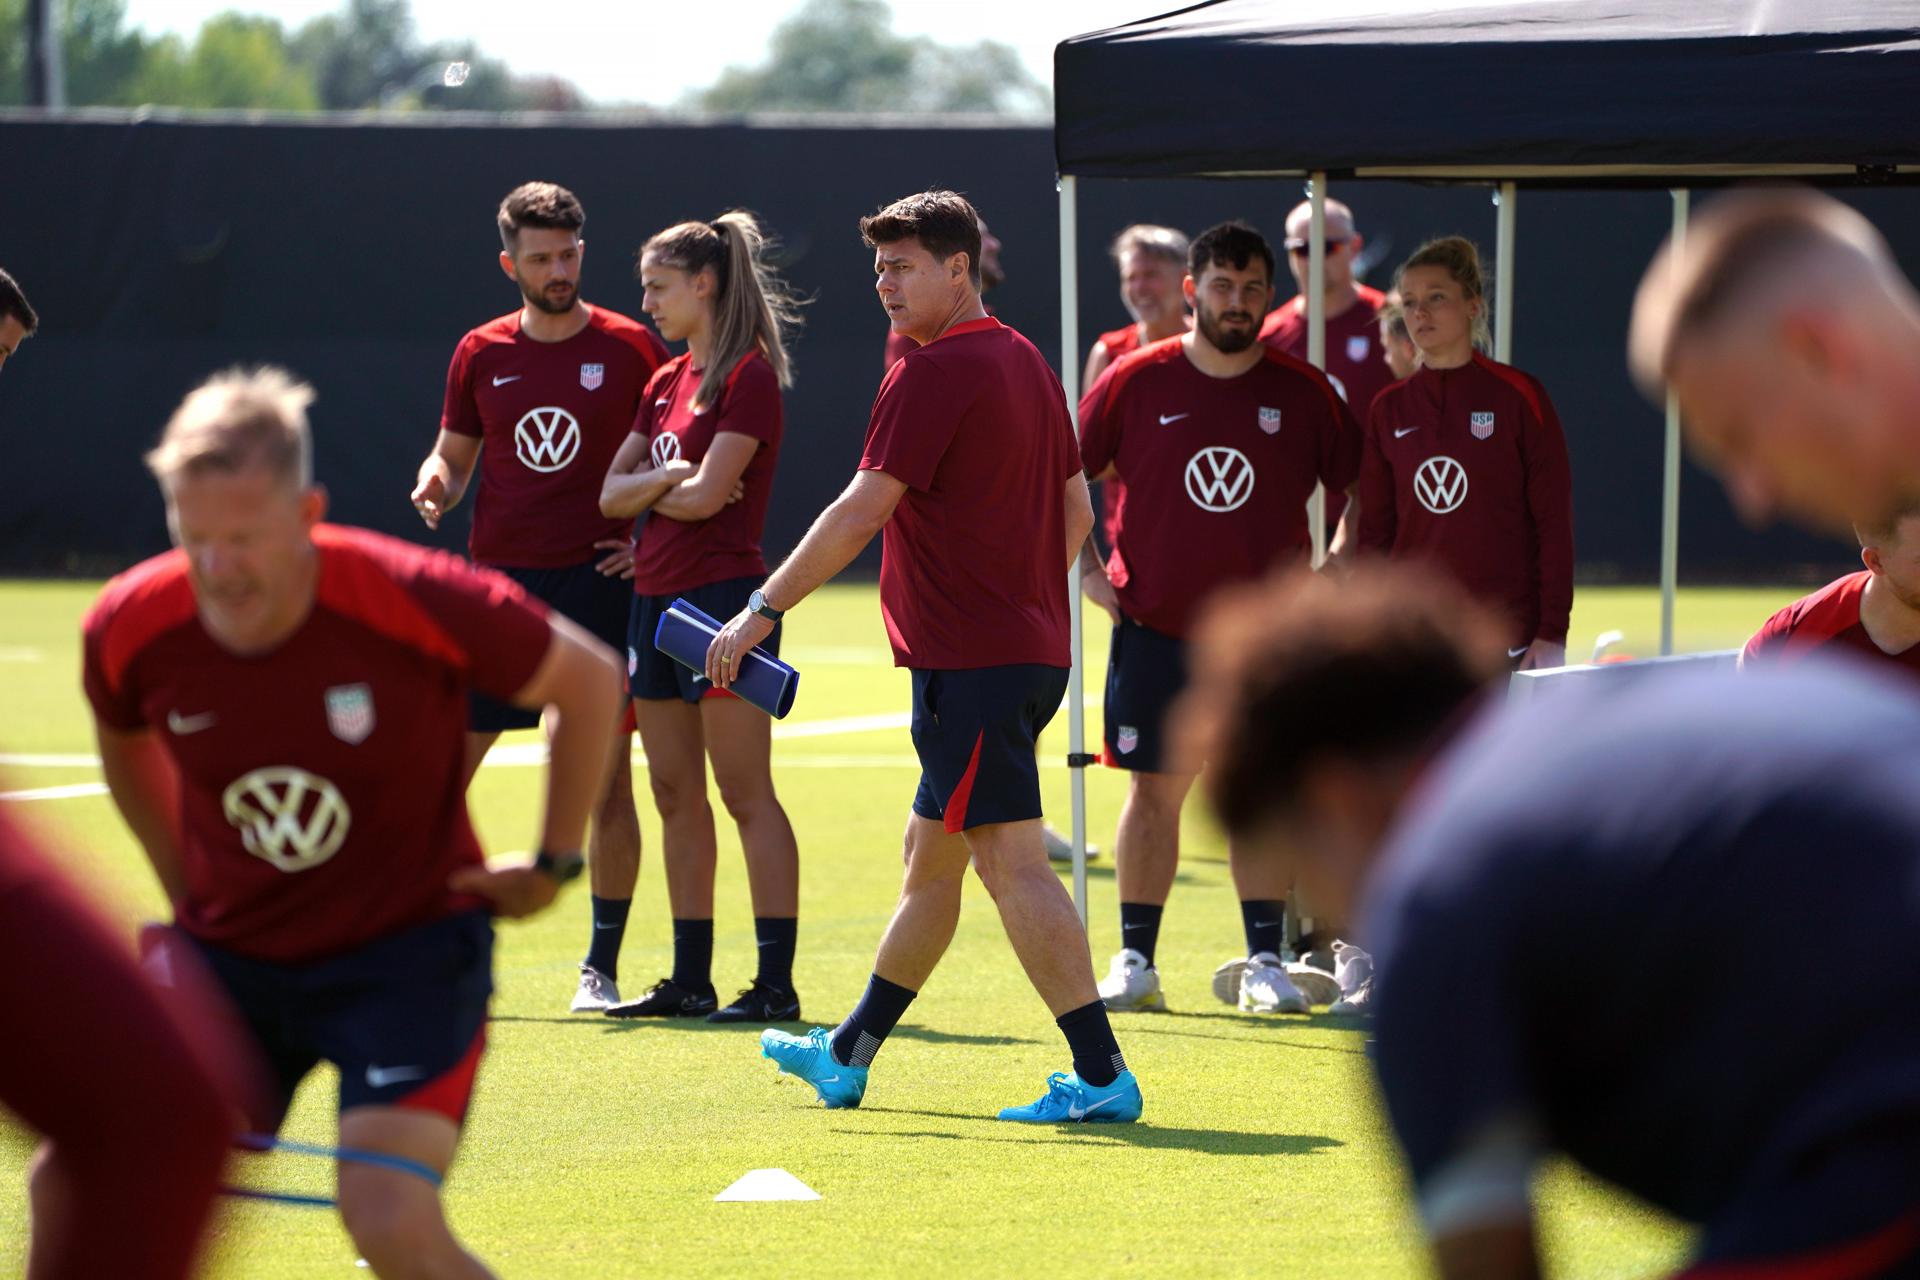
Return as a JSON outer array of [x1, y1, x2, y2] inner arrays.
[[942, 731, 986, 834], [1678, 1208, 1920, 1280], [394, 1026, 486, 1125]]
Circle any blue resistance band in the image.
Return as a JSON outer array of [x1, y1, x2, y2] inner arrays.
[[222, 1133, 445, 1209]]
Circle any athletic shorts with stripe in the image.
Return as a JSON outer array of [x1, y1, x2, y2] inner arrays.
[[469, 559, 631, 733], [909, 664, 1069, 834], [168, 908, 493, 1131]]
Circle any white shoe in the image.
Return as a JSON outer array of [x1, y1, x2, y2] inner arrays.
[[1285, 963, 1341, 1006], [1238, 952, 1309, 1014], [570, 963, 620, 1013], [1097, 947, 1166, 1012], [1044, 825, 1100, 863], [1330, 942, 1375, 1015]]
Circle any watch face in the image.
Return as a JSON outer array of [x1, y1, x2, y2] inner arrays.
[[749, 590, 767, 613]]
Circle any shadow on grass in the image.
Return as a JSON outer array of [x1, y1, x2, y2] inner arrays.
[[1123, 1023, 1371, 1056], [843, 1109, 1342, 1156], [519, 1016, 1038, 1047]]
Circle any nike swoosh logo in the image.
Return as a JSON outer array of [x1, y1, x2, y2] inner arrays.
[[1252, 920, 1280, 929], [819, 1074, 841, 1083], [1507, 646, 1530, 659], [594, 921, 621, 929], [366, 1064, 427, 1088], [654, 397, 671, 407], [1067, 1093, 1125, 1120], [1158, 413, 1190, 425], [166, 710, 217, 735], [1394, 426, 1420, 438], [492, 374, 522, 386]]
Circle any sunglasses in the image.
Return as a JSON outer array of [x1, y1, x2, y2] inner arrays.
[[1284, 238, 1352, 256]]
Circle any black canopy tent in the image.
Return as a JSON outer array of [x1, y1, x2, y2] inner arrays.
[[1048, 0, 1920, 914]]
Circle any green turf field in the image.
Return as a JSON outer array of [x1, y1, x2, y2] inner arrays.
[[0, 580, 1812, 1277]]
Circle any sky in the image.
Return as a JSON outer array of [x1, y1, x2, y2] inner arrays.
[[117, 0, 1138, 107]]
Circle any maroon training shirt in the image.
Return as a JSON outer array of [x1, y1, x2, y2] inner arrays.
[[82, 525, 554, 963], [1092, 324, 1145, 551], [440, 306, 668, 568], [628, 350, 782, 596], [1260, 284, 1393, 421], [1080, 336, 1363, 639], [1743, 572, 1920, 680], [861, 316, 1079, 670], [1358, 353, 1575, 647]]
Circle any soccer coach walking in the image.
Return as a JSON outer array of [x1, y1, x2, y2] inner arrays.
[[708, 190, 1141, 1124]]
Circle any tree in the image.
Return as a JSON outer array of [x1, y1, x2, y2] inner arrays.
[[690, 0, 1049, 116], [132, 15, 319, 110]]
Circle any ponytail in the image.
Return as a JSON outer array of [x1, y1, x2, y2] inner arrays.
[[641, 209, 805, 412], [1396, 236, 1492, 353]]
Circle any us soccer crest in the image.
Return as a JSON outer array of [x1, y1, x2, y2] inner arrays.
[[325, 683, 375, 745], [1257, 406, 1282, 435], [580, 362, 605, 391], [1346, 335, 1370, 363], [1470, 411, 1496, 440], [1116, 725, 1140, 755]]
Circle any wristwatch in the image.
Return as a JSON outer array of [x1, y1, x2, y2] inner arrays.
[[747, 588, 784, 621], [533, 849, 585, 884]]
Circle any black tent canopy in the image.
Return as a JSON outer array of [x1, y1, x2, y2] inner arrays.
[[1046, 1, 1920, 911], [1056, 0, 1920, 182]]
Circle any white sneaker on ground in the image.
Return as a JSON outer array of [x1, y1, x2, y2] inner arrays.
[[1044, 825, 1100, 863], [1330, 942, 1375, 1015], [1238, 952, 1309, 1014], [1097, 947, 1167, 1012], [570, 963, 620, 1013], [1285, 963, 1341, 1007]]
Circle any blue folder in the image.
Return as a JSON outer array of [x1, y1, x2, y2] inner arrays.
[[652, 597, 800, 720]]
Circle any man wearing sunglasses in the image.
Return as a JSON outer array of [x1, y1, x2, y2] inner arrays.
[[1261, 199, 1394, 422]]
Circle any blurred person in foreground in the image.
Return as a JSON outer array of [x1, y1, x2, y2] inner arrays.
[[1181, 565, 1920, 1280], [88, 368, 622, 1277], [1742, 499, 1920, 681], [1630, 185, 1920, 535]]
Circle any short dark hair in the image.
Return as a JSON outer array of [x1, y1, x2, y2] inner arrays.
[[497, 181, 585, 253], [860, 190, 984, 288], [1188, 221, 1275, 285], [1177, 567, 1505, 836], [0, 268, 38, 334], [1855, 497, 1920, 549]]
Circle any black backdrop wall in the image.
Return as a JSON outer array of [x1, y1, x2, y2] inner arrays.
[[0, 112, 1888, 580]]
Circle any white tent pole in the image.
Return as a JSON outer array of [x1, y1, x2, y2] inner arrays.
[[1058, 174, 1089, 929], [1307, 173, 1328, 567], [1494, 182, 1516, 363], [1661, 188, 1689, 657]]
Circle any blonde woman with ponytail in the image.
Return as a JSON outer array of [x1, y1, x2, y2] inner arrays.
[[1356, 236, 1575, 671], [598, 210, 806, 1022]]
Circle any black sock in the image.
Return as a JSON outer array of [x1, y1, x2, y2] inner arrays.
[[584, 895, 631, 980], [753, 916, 797, 991], [1241, 899, 1286, 959], [1118, 901, 1164, 968], [830, 974, 917, 1068], [1057, 1000, 1126, 1087], [670, 918, 713, 991]]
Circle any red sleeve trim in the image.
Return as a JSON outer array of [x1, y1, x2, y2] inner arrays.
[[1472, 353, 1547, 426], [90, 553, 197, 696], [312, 527, 470, 673], [1260, 344, 1350, 423]]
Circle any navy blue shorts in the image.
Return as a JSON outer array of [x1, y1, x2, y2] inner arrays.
[[629, 574, 782, 704], [181, 910, 493, 1131], [910, 665, 1068, 834], [1102, 617, 1190, 774], [470, 559, 630, 733]]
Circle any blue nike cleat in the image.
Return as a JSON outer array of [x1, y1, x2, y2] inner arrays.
[[760, 1027, 868, 1109], [998, 1069, 1143, 1123]]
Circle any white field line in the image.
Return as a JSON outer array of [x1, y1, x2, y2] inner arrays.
[[0, 647, 43, 662], [0, 697, 1104, 798]]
